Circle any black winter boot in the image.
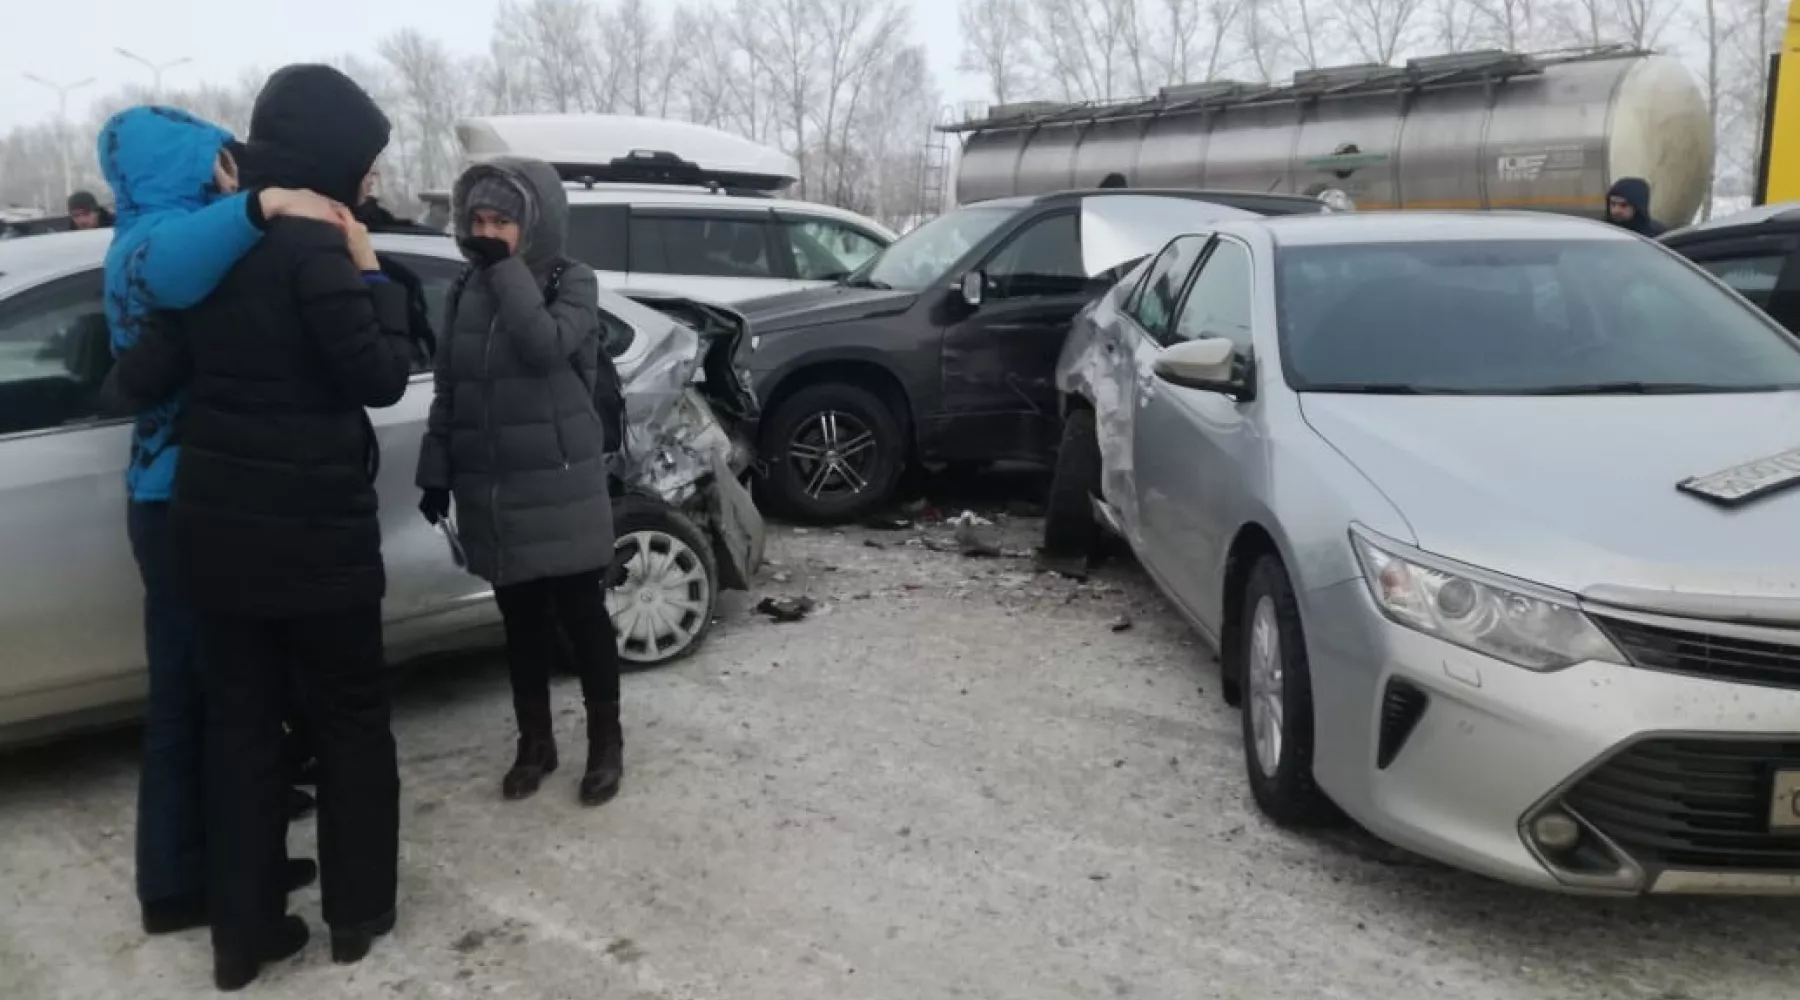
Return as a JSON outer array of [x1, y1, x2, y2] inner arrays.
[[329, 908, 396, 965], [213, 915, 310, 991], [502, 697, 558, 801], [579, 700, 623, 807]]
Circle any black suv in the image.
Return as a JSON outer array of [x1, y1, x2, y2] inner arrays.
[[741, 188, 1330, 521], [1661, 202, 1800, 333]]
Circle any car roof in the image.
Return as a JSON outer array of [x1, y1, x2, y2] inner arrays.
[[968, 188, 1329, 214], [562, 186, 898, 236], [1663, 201, 1800, 241], [1226, 210, 1640, 247], [0, 230, 462, 293]]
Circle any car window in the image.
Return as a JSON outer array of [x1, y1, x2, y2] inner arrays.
[[984, 212, 1085, 299], [565, 205, 629, 273], [386, 252, 466, 374], [1693, 253, 1786, 308], [1127, 235, 1209, 342], [855, 205, 1014, 292], [0, 271, 109, 436], [1277, 239, 1800, 393], [785, 219, 884, 280], [636, 215, 776, 280], [1173, 240, 1254, 349]]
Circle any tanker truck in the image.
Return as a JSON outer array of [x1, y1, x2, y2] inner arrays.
[[946, 47, 1713, 227]]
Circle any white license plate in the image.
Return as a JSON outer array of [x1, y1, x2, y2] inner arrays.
[[1771, 770, 1800, 833], [1678, 446, 1800, 507]]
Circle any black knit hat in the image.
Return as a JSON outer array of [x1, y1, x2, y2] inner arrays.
[[67, 190, 102, 212], [239, 64, 390, 205]]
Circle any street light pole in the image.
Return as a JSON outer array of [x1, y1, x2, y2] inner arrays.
[[114, 48, 192, 99], [22, 73, 96, 201]]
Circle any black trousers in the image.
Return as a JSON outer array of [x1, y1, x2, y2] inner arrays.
[[494, 569, 621, 729], [199, 605, 399, 953]]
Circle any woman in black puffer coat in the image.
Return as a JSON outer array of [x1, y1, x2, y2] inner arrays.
[[415, 156, 622, 808]]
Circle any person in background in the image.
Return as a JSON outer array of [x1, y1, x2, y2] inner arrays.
[[415, 156, 624, 809], [146, 65, 412, 990], [1606, 177, 1666, 237], [97, 104, 351, 939], [1098, 172, 1128, 189], [68, 190, 115, 229]]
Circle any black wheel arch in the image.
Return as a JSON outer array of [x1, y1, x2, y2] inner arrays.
[[1219, 523, 1285, 708]]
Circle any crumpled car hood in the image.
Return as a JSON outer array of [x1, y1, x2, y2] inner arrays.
[[1078, 196, 1258, 276], [737, 285, 916, 333]]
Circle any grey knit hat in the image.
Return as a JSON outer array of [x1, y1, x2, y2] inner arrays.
[[464, 174, 528, 230]]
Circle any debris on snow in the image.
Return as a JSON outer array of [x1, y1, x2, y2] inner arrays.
[[755, 596, 816, 623]]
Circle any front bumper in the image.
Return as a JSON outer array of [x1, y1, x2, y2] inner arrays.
[[1304, 579, 1800, 895]]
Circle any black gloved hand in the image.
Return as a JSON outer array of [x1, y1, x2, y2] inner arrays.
[[459, 236, 512, 268], [419, 488, 451, 525]]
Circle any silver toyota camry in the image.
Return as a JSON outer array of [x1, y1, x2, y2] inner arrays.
[[1050, 211, 1800, 895], [0, 230, 763, 746]]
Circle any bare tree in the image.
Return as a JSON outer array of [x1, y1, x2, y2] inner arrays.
[[1611, 0, 1681, 46], [1424, 0, 1485, 51], [960, 0, 1037, 105], [1714, 0, 1785, 195], [1028, 0, 1147, 101], [1340, 0, 1425, 63], [1143, 0, 1246, 85], [496, 0, 601, 113], [378, 29, 472, 199], [1469, 0, 1537, 49]]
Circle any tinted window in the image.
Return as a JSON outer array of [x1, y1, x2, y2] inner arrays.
[[637, 215, 776, 279], [985, 212, 1085, 299], [565, 205, 629, 272], [785, 219, 884, 280], [1173, 240, 1254, 349], [857, 206, 1014, 291], [1127, 235, 1208, 341], [387, 253, 466, 374], [1694, 253, 1785, 308], [0, 271, 110, 435], [1277, 239, 1800, 393]]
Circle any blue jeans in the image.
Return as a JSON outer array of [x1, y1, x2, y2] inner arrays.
[[128, 500, 205, 906]]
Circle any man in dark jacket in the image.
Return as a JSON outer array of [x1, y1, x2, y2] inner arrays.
[[1606, 177, 1666, 237], [167, 64, 413, 990], [68, 189, 115, 229]]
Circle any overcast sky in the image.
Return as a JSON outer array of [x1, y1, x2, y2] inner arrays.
[[3, 0, 977, 133]]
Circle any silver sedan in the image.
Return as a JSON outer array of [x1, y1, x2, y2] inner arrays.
[[1049, 210, 1800, 895], [0, 230, 763, 746]]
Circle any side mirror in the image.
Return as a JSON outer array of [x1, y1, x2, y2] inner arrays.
[[1153, 337, 1252, 399], [958, 270, 986, 308]]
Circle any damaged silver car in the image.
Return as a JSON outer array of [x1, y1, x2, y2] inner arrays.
[[0, 231, 762, 746]]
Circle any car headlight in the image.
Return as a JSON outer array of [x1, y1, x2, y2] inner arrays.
[[1350, 528, 1622, 671]]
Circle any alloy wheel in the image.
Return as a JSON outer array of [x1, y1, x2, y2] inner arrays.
[[786, 409, 879, 501], [607, 529, 712, 664], [1248, 595, 1285, 778]]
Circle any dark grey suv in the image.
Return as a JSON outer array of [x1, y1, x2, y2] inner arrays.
[[739, 188, 1331, 522]]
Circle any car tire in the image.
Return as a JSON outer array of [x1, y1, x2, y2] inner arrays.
[[1236, 554, 1345, 828], [606, 496, 719, 668], [1042, 407, 1103, 561], [761, 382, 905, 524]]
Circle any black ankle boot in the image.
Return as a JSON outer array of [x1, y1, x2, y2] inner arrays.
[[213, 915, 310, 991], [579, 701, 623, 807], [329, 909, 396, 965], [502, 733, 558, 800]]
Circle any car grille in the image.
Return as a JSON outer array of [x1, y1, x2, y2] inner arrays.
[[1564, 739, 1800, 871], [1596, 616, 1800, 691]]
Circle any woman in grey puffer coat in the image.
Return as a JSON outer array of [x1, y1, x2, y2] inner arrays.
[[415, 156, 623, 807]]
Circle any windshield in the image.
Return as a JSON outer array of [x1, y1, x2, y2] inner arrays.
[[1276, 239, 1800, 394], [849, 206, 1015, 291]]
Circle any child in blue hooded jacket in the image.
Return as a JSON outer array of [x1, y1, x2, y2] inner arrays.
[[98, 105, 350, 937]]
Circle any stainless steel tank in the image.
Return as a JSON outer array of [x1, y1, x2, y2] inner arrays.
[[949, 49, 1713, 226]]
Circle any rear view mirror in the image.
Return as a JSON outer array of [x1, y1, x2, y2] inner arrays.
[[1153, 337, 1252, 399], [958, 270, 985, 308]]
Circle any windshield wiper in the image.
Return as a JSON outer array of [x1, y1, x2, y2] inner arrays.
[[1303, 383, 1429, 394], [1516, 381, 1796, 395], [842, 275, 892, 290]]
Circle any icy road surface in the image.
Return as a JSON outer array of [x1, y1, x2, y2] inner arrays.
[[1, 516, 1793, 999]]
